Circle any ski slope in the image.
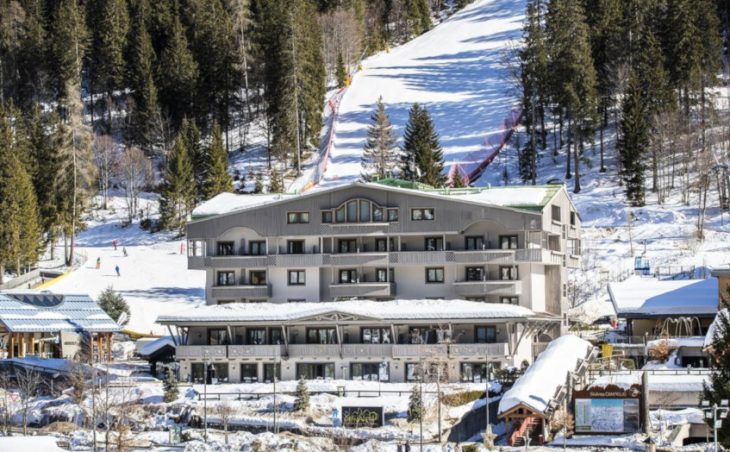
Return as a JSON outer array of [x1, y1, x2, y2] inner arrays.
[[318, 0, 524, 187]]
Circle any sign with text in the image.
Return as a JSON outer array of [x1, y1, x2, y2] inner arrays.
[[574, 387, 642, 434], [342, 406, 384, 428]]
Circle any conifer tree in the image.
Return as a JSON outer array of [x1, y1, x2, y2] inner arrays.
[[179, 118, 204, 200], [361, 97, 397, 181], [94, 0, 130, 130], [127, 14, 159, 150], [400, 103, 445, 187], [163, 370, 179, 403], [253, 172, 264, 193], [293, 377, 310, 412], [158, 15, 198, 129], [159, 134, 195, 234], [451, 166, 467, 188], [407, 385, 423, 422], [202, 121, 233, 199], [97, 286, 130, 326], [617, 74, 649, 207], [269, 169, 283, 193], [702, 306, 730, 446], [336, 52, 347, 88], [49, 0, 89, 105]]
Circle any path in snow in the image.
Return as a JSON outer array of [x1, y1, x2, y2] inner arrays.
[[318, 0, 524, 188], [47, 195, 205, 335]]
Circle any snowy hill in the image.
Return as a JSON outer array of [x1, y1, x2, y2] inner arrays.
[[318, 0, 524, 187]]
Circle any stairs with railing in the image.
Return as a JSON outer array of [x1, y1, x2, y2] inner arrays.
[[508, 415, 542, 447]]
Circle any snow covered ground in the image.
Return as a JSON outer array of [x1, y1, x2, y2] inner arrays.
[[318, 0, 524, 188], [45, 193, 205, 335]]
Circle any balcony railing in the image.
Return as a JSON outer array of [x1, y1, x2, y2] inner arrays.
[[210, 284, 271, 299], [176, 345, 227, 359], [288, 344, 341, 358], [342, 343, 394, 358], [326, 252, 389, 267], [389, 251, 447, 265], [392, 344, 448, 358], [453, 280, 522, 296], [269, 254, 325, 267], [228, 344, 285, 358], [205, 255, 269, 268], [449, 343, 509, 357], [450, 250, 514, 264], [329, 282, 395, 298]]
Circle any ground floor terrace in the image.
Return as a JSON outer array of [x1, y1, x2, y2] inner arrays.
[[157, 299, 560, 383], [0, 330, 114, 362]]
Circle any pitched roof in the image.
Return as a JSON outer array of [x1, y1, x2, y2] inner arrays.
[[607, 277, 718, 317], [0, 291, 121, 333], [190, 180, 562, 219], [157, 299, 551, 324]]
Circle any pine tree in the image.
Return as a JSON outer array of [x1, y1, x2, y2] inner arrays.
[[159, 134, 195, 234], [163, 369, 179, 403], [202, 121, 233, 199], [97, 286, 130, 326], [269, 169, 283, 193], [179, 118, 204, 201], [617, 73, 649, 207], [407, 385, 424, 422], [361, 97, 398, 181], [336, 52, 347, 88], [400, 103, 445, 187], [253, 172, 264, 193], [94, 0, 130, 131], [451, 165, 467, 188], [127, 14, 160, 150], [49, 0, 89, 104], [158, 15, 198, 129], [293, 377, 310, 412], [702, 305, 730, 446]]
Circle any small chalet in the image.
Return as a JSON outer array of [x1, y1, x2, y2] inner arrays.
[[0, 291, 120, 361]]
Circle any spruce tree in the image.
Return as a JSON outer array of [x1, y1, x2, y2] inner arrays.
[[94, 0, 130, 130], [159, 134, 195, 234], [163, 370, 180, 403], [158, 16, 198, 129], [179, 118, 204, 201], [361, 97, 397, 181], [269, 169, 283, 193], [451, 165, 467, 188], [293, 377, 310, 412], [253, 172, 264, 193], [702, 306, 730, 446], [49, 0, 89, 104], [617, 74, 649, 207], [97, 286, 130, 326], [400, 103, 445, 187], [336, 52, 347, 88], [203, 121, 233, 199], [407, 385, 424, 422], [127, 14, 160, 150]]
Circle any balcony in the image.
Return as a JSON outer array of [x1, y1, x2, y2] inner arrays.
[[449, 343, 509, 358], [567, 254, 581, 269], [175, 345, 227, 359], [453, 280, 522, 296], [288, 344, 341, 358], [205, 255, 269, 268], [329, 282, 395, 298], [269, 254, 325, 267], [326, 252, 389, 267], [389, 251, 447, 265], [450, 250, 514, 264], [392, 344, 448, 358], [188, 256, 206, 270], [228, 344, 285, 358], [342, 343, 393, 358], [210, 284, 271, 299]]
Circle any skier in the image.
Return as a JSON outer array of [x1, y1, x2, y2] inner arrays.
[[112, 239, 117, 250], [115, 264, 120, 277], [96, 257, 101, 270], [122, 247, 128, 257]]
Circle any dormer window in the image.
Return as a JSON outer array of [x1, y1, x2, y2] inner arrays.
[[411, 208, 434, 221], [287, 212, 309, 224], [323, 199, 396, 224]]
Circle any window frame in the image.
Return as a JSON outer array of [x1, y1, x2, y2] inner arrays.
[[424, 236, 444, 251], [465, 236, 484, 250], [411, 208, 434, 221], [337, 238, 357, 253], [499, 266, 518, 281], [249, 270, 267, 286], [465, 266, 485, 282], [246, 328, 266, 345], [287, 240, 305, 254], [475, 325, 497, 344], [551, 205, 561, 223], [339, 268, 358, 284], [500, 296, 519, 305], [321, 210, 333, 224], [288, 269, 306, 286], [216, 271, 236, 286], [248, 241, 266, 256], [361, 327, 393, 344], [287, 211, 310, 224], [216, 241, 235, 256], [387, 208, 399, 222], [425, 267, 445, 284], [306, 327, 337, 344], [499, 235, 519, 250]]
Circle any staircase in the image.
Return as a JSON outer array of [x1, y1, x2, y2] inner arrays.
[[508, 415, 542, 447]]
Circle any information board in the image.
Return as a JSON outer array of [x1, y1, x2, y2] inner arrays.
[[574, 398, 640, 434]]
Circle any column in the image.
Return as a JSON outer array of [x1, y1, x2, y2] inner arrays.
[[19, 333, 25, 358], [9, 334, 14, 358]]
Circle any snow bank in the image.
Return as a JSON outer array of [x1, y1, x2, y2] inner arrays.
[[191, 192, 298, 218], [498, 335, 593, 415], [0, 435, 65, 451], [608, 276, 718, 316], [704, 309, 729, 348]]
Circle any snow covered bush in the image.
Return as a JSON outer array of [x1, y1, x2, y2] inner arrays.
[[97, 286, 130, 326], [163, 370, 179, 403], [407, 385, 423, 422], [293, 378, 309, 412]]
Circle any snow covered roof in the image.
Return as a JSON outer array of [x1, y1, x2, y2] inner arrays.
[[646, 337, 706, 350], [138, 336, 178, 357], [590, 372, 711, 393], [0, 291, 121, 333], [157, 299, 550, 324], [607, 277, 719, 317], [498, 335, 594, 416], [704, 309, 729, 348], [190, 181, 562, 220]]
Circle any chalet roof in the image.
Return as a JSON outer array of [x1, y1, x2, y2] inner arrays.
[[607, 277, 718, 318], [190, 180, 562, 219], [156, 299, 554, 325], [0, 291, 121, 333]]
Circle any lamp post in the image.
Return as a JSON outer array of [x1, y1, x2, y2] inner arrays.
[[701, 399, 729, 452], [484, 351, 496, 449], [203, 350, 210, 442]]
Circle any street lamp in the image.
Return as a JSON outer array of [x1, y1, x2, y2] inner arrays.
[[203, 350, 210, 442], [701, 399, 729, 452]]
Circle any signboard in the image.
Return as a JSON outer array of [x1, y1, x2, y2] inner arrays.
[[342, 406, 384, 428], [575, 398, 640, 433]]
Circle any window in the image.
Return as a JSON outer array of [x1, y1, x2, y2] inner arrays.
[[569, 239, 581, 256], [338, 239, 357, 253], [250, 270, 267, 285], [461, 362, 496, 383], [359, 200, 371, 222], [570, 211, 576, 226], [387, 209, 399, 222], [288, 270, 306, 285], [249, 241, 266, 255], [351, 363, 389, 381], [347, 201, 358, 222], [411, 208, 434, 221], [232, 327, 245, 345], [218, 299, 236, 305], [241, 363, 258, 382], [269, 329, 283, 344], [501, 296, 519, 305], [499, 266, 518, 281], [424, 237, 443, 251], [322, 211, 333, 223], [287, 212, 310, 224], [466, 267, 485, 281], [499, 235, 518, 250], [296, 363, 335, 380], [246, 328, 266, 345], [375, 238, 387, 252], [335, 205, 346, 223], [191, 363, 205, 383], [306, 328, 337, 344], [552, 205, 561, 223], [375, 268, 393, 283], [339, 269, 358, 283], [288, 299, 306, 303], [406, 363, 423, 382], [216, 241, 234, 256], [409, 327, 440, 344], [216, 271, 236, 286], [287, 240, 304, 254], [426, 267, 444, 283], [373, 207, 384, 222], [475, 326, 497, 344], [208, 363, 229, 383], [264, 363, 281, 382], [362, 327, 392, 344], [208, 328, 228, 345], [465, 236, 484, 250]]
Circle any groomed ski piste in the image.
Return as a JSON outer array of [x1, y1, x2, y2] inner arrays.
[[315, 0, 524, 189]]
